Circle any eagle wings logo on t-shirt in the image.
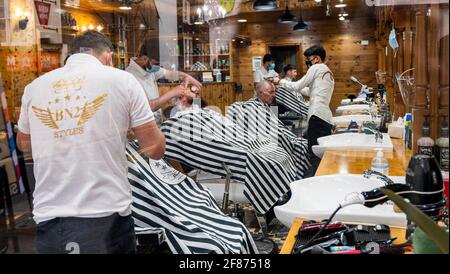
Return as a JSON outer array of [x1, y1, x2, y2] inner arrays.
[[31, 78, 108, 139]]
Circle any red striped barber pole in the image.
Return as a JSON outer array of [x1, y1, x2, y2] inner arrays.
[[0, 76, 24, 195]]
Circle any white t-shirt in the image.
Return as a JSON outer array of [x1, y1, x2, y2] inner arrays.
[[280, 63, 334, 124], [126, 58, 167, 125], [253, 66, 279, 83], [18, 53, 154, 224]]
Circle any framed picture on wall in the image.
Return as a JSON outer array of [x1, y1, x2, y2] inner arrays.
[[252, 56, 262, 72], [183, 0, 191, 25]]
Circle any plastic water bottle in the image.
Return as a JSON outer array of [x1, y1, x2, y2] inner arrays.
[[216, 71, 222, 82], [371, 148, 389, 175]]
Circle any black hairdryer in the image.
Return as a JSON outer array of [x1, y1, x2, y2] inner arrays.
[[340, 154, 445, 219]]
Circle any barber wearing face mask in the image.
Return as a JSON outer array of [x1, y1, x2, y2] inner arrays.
[[17, 31, 166, 253], [126, 41, 201, 125], [274, 45, 335, 176], [254, 54, 279, 90]]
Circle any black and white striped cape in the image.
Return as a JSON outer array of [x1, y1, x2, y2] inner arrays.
[[160, 108, 309, 214], [226, 98, 311, 180], [275, 86, 309, 117], [126, 141, 258, 254]]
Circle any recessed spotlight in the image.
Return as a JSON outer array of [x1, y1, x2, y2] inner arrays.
[[237, 19, 247, 23]]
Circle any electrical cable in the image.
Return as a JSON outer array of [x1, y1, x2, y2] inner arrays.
[[296, 205, 343, 253]]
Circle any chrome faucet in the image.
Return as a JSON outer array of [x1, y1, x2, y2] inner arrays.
[[361, 127, 383, 143], [363, 170, 394, 185]]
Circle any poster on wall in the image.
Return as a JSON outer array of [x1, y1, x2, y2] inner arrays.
[[252, 56, 262, 72], [34, 0, 62, 44], [4, 53, 38, 72], [40, 52, 60, 72], [34, 0, 51, 26]]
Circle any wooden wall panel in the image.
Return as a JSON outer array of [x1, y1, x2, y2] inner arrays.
[[234, 17, 379, 113]]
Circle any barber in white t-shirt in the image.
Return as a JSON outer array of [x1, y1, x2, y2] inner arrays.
[[126, 41, 202, 125], [274, 45, 335, 176], [16, 31, 165, 254], [254, 54, 279, 90]]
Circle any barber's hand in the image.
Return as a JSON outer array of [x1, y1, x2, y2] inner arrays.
[[171, 85, 197, 99], [272, 77, 280, 85], [182, 75, 203, 91]]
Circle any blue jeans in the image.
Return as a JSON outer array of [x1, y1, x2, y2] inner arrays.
[[36, 213, 136, 254]]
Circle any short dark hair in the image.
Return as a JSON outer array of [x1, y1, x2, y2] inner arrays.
[[71, 30, 113, 55], [138, 37, 159, 60], [304, 45, 326, 61], [262, 54, 273, 64], [283, 64, 296, 73]]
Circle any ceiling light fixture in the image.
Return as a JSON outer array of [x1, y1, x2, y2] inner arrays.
[[339, 16, 345, 21], [293, 4, 308, 32], [253, 0, 278, 11], [238, 19, 248, 23], [339, 8, 348, 17], [278, 2, 296, 24], [335, 0, 347, 8]]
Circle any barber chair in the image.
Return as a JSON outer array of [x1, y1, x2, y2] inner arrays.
[[278, 111, 307, 137]]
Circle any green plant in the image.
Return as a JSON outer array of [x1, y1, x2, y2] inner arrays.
[[381, 188, 449, 254]]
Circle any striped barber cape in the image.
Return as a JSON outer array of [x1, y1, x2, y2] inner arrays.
[[275, 86, 309, 117], [126, 141, 258, 254], [226, 98, 311, 180], [160, 108, 309, 214]]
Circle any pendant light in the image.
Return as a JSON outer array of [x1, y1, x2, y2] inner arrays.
[[293, 3, 308, 31], [278, 2, 296, 24], [253, 0, 278, 11]]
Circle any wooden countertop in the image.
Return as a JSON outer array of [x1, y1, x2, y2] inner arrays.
[[280, 137, 412, 254], [316, 138, 413, 176]]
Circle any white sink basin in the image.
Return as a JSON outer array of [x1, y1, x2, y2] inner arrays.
[[340, 98, 366, 105], [274, 174, 407, 228], [332, 115, 380, 128], [336, 105, 371, 116], [312, 132, 393, 158]]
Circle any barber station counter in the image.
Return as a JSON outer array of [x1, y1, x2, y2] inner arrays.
[[280, 138, 412, 254], [157, 82, 237, 115], [315, 138, 412, 177]]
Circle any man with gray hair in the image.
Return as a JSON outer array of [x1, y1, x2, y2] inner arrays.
[[255, 80, 277, 105], [16, 30, 165, 254]]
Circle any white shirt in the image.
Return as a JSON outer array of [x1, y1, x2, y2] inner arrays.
[[126, 58, 167, 125], [253, 66, 279, 83], [280, 63, 334, 124], [18, 54, 154, 224]]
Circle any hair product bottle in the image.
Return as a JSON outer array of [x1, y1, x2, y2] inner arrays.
[[435, 117, 449, 172], [417, 118, 434, 157]]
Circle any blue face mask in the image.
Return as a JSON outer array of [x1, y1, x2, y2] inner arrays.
[[268, 63, 275, 71], [389, 28, 399, 57], [146, 65, 160, 74]]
